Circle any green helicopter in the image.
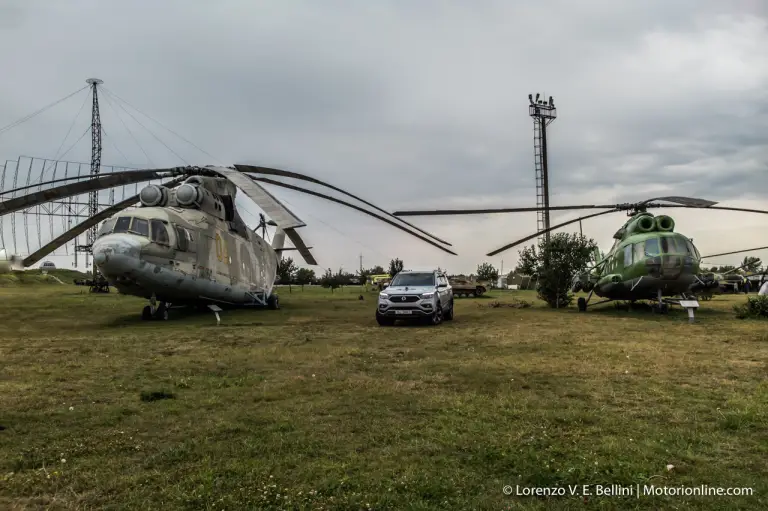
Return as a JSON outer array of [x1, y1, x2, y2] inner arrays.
[[568, 210, 714, 313], [394, 196, 768, 315]]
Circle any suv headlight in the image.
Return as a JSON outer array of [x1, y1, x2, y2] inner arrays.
[[379, 292, 389, 299], [420, 292, 435, 299]]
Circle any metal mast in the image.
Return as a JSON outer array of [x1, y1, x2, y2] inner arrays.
[[74, 78, 104, 285], [528, 93, 557, 242]]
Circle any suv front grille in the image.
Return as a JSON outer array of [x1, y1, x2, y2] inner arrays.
[[388, 295, 420, 302]]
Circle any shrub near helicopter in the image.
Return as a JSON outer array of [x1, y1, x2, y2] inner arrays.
[[0, 164, 456, 321], [394, 196, 768, 318]]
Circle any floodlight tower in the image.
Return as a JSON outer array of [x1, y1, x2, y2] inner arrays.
[[528, 93, 557, 242]]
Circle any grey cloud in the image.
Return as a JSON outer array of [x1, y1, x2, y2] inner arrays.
[[1, 1, 767, 273]]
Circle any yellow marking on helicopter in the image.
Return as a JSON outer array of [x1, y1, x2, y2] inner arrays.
[[215, 232, 229, 263]]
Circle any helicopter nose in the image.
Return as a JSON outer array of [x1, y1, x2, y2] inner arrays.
[[92, 234, 142, 274]]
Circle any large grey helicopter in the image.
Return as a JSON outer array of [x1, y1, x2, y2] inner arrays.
[[0, 164, 456, 320]]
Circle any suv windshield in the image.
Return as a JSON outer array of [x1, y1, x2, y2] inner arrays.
[[390, 272, 435, 287]]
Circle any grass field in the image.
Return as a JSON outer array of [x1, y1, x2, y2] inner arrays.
[[1, 284, 766, 510]]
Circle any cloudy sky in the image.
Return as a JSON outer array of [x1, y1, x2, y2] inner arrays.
[[1, 0, 767, 274]]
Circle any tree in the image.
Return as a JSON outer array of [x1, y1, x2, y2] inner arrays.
[[295, 268, 315, 290], [335, 268, 354, 288], [741, 256, 762, 273], [369, 265, 385, 275], [277, 257, 298, 292], [320, 268, 340, 292], [389, 258, 404, 276], [476, 262, 499, 285], [515, 232, 598, 308]]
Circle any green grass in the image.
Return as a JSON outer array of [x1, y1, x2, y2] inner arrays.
[[0, 268, 89, 287], [0, 285, 766, 510]]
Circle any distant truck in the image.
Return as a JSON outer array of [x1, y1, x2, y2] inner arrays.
[[449, 276, 487, 297], [367, 274, 391, 291]]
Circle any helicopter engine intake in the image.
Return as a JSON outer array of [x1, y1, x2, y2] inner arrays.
[[635, 215, 655, 232], [139, 185, 169, 207], [175, 183, 203, 208], [655, 215, 675, 232]]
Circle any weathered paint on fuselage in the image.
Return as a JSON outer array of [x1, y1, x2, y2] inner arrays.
[[92, 205, 278, 306], [592, 229, 701, 300]]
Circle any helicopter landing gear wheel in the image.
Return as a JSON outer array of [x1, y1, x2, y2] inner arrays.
[[577, 297, 587, 312], [141, 305, 152, 320], [267, 294, 279, 310], [153, 303, 169, 320]]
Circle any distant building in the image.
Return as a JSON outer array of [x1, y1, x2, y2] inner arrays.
[[41, 261, 56, 270], [506, 273, 535, 290]]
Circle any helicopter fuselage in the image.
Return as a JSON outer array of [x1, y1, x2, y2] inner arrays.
[[591, 230, 700, 300], [92, 205, 278, 307], [572, 211, 720, 304]]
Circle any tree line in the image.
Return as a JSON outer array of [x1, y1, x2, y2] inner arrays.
[[703, 257, 762, 274], [275, 255, 508, 292]]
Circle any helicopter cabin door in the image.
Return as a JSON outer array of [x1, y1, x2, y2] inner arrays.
[[171, 223, 197, 274]]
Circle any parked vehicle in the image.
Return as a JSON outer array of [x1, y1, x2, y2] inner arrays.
[[376, 269, 454, 325]]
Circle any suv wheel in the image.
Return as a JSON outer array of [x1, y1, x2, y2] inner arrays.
[[429, 303, 443, 325], [443, 300, 454, 320]]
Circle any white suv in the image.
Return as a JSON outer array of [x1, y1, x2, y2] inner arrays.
[[376, 270, 454, 326]]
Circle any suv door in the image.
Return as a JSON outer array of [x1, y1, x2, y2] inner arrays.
[[438, 275, 450, 308]]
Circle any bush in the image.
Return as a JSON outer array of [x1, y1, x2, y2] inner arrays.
[[515, 233, 598, 309], [733, 295, 768, 319], [536, 267, 573, 308]]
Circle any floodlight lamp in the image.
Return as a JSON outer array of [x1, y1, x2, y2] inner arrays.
[[548, 96, 553, 106], [528, 94, 533, 105], [535, 93, 540, 102]]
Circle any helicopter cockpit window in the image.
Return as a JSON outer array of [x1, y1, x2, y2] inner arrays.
[[623, 245, 633, 267], [150, 219, 170, 245], [97, 218, 116, 238], [113, 216, 132, 233], [633, 242, 644, 263], [661, 236, 683, 254], [644, 238, 660, 256], [685, 239, 699, 259], [129, 218, 149, 237]]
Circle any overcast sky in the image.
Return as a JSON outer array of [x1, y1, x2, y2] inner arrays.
[[1, 0, 767, 274]]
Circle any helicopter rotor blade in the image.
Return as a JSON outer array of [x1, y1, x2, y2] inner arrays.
[[235, 164, 453, 247], [640, 196, 718, 208], [393, 205, 617, 216], [209, 166, 306, 230], [283, 227, 318, 266], [697, 205, 768, 215], [486, 209, 619, 257], [700, 246, 768, 260], [0, 167, 186, 217], [251, 177, 457, 256], [21, 176, 186, 267]]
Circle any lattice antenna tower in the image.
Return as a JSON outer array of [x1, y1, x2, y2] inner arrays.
[[528, 93, 557, 242], [76, 78, 104, 271]]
